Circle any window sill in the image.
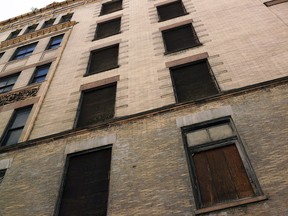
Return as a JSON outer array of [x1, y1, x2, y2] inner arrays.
[[195, 195, 268, 215]]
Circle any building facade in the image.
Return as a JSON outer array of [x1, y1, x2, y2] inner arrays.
[[0, 0, 287, 215]]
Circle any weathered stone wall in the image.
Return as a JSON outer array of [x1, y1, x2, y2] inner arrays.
[[0, 84, 287, 216]]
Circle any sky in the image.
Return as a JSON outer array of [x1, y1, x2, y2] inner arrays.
[[0, 0, 62, 21]]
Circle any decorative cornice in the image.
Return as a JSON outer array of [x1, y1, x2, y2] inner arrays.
[[0, 84, 40, 106], [0, 21, 77, 50], [0, 0, 100, 27]]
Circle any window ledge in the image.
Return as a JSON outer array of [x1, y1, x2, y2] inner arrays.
[[195, 195, 268, 215], [264, 0, 288, 6]]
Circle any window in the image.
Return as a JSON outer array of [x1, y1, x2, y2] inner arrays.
[[30, 63, 51, 84], [0, 73, 19, 94], [24, 24, 38, 34], [46, 34, 64, 50], [0, 169, 6, 184], [57, 147, 112, 215], [170, 59, 219, 102], [59, 13, 73, 23], [95, 17, 121, 39], [87, 44, 119, 75], [100, 0, 122, 16], [182, 118, 264, 210], [157, 0, 187, 21], [77, 83, 117, 127], [162, 24, 200, 53], [0, 106, 32, 147], [0, 52, 4, 59], [6, 29, 21, 40], [41, 18, 56, 29], [10, 42, 38, 60]]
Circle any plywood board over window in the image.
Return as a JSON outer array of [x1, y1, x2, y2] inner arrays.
[[181, 118, 266, 214]]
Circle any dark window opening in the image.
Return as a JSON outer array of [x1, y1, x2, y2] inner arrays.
[[0, 106, 32, 147], [24, 24, 38, 34], [10, 42, 38, 61], [0, 73, 20, 94], [47, 34, 64, 50], [0, 52, 4, 59], [6, 29, 21, 40], [59, 13, 73, 23], [76, 83, 117, 128], [87, 44, 119, 75], [30, 63, 51, 84], [95, 17, 121, 39], [162, 24, 200, 53], [42, 18, 56, 29], [0, 169, 7, 184], [100, 0, 122, 16], [57, 147, 112, 216], [170, 60, 219, 102], [157, 0, 187, 21], [182, 119, 263, 209]]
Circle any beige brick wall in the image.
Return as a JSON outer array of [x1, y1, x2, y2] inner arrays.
[[0, 84, 287, 216]]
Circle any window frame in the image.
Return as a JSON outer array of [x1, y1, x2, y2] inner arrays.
[[181, 117, 264, 211], [156, 0, 188, 22], [85, 44, 119, 76], [162, 23, 201, 54], [0, 106, 32, 147], [59, 13, 73, 23], [94, 17, 122, 40], [0, 169, 7, 184], [54, 144, 112, 216], [41, 18, 56, 29], [6, 29, 22, 40], [46, 34, 64, 50], [24, 24, 38, 34], [0, 72, 20, 94], [10, 42, 38, 61], [170, 59, 220, 103], [29, 63, 51, 84], [100, 0, 123, 16], [74, 82, 117, 128]]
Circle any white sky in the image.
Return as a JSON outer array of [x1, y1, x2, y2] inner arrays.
[[0, 0, 63, 22]]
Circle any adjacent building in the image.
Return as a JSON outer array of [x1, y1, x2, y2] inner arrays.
[[0, 0, 287, 215]]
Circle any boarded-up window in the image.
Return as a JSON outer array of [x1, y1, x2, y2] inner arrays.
[[95, 17, 121, 39], [192, 145, 255, 208], [100, 0, 122, 16], [0, 106, 32, 146], [162, 24, 200, 53], [170, 60, 219, 102], [77, 83, 117, 127], [58, 147, 112, 216], [87, 44, 119, 75], [157, 0, 187, 21], [0, 169, 6, 184], [183, 119, 264, 209]]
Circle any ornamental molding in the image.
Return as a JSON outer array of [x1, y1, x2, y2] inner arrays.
[[0, 21, 77, 50], [0, 85, 40, 107]]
